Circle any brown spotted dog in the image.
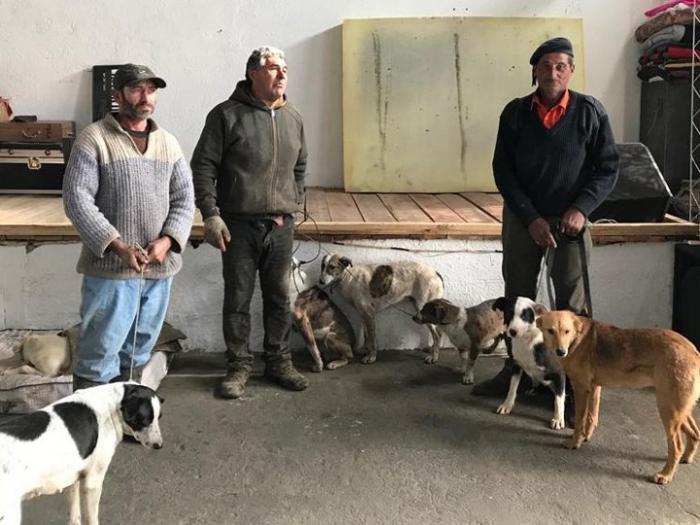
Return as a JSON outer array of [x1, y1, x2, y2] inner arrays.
[[538, 310, 700, 485], [413, 298, 504, 384], [290, 258, 355, 372], [318, 254, 444, 364]]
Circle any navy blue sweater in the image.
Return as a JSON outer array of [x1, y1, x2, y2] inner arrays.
[[492, 90, 619, 226]]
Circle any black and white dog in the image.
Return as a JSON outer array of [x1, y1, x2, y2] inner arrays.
[[492, 297, 566, 430], [0, 382, 163, 525]]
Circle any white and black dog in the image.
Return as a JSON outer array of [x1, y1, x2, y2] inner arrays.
[[0, 382, 163, 525], [492, 296, 566, 430], [318, 253, 444, 364]]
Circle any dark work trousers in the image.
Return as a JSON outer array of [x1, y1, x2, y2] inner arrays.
[[501, 205, 592, 314], [221, 215, 294, 370]]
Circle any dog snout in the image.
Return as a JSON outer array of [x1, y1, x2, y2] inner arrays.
[[556, 348, 568, 357], [152, 441, 163, 450], [508, 328, 517, 338]]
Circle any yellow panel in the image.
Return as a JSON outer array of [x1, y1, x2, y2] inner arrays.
[[343, 17, 585, 192]]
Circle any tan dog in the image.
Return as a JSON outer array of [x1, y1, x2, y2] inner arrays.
[[537, 310, 700, 484], [0, 334, 71, 377]]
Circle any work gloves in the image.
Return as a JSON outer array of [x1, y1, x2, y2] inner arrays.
[[204, 216, 231, 252]]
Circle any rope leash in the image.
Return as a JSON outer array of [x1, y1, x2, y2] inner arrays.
[[128, 243, 147, 382]]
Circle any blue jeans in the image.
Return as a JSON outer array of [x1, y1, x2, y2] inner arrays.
[[74, 275, 172, 383]]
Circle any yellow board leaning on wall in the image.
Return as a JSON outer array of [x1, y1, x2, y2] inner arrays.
[[343, 17, 585, 193]]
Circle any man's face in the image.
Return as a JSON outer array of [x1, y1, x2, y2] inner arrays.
[[249, 56, 288, 104], [533, 52, 574, 99], [114, 79, 158, 120]]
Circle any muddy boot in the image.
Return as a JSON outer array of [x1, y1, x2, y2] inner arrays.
[[263, 357, 309, 391], [471, 358, 516, 397], [218, 367, 251, 399], [73, 374, 105, 392]]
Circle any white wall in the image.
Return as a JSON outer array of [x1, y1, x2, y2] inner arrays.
[[0, 240, 675, 352], [3, 0, 655, 188]]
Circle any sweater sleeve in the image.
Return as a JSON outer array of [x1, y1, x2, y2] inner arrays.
[[294, 122, 308, 207], [161, 155, 195, 253], [571, 105, 620, 217], [62, 138, 120, 257], [191, 107, 226, 219], [492, 102, 540, 226]]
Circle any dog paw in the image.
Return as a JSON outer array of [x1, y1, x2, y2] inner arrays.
[[361, 355, 377, 365], [651, 472, 672, 485], [311, 363, 323, 373], [423, 355, 438, 365], [550, 417, 565, 430], [566, 438, 582, 450], [496, 404, 513, 415], [461, 373, 474, 385]]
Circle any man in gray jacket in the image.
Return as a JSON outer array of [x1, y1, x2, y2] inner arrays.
[[191, 46, 308, 399]]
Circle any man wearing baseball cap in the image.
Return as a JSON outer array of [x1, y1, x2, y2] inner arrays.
[[63, 63, 194, 389], [473, 37, 619, 397]]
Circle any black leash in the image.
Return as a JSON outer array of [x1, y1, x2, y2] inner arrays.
[[542, 224, 594, 318]]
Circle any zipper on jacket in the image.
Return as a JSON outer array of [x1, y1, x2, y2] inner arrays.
[[269, 108, 278, 210]]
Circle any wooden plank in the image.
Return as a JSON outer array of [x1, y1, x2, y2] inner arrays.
[[436, 193, 497, 223], [352, 193, 396, 222], [410, 194, 465, 223], [325, 190, 364, 222], [664, 213, 695, 224], [378, 194, 432, 222], [461, 192, 503, 222], [296, 221, 501, 237], [304, 187, 331, 222]]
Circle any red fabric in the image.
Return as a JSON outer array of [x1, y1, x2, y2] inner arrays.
[[531, 90, 570, 129]]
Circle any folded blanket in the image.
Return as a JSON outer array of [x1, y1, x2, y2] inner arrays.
[[645, 0, 694, 18], [636, 5, 699, 42], [640, 24, 692, 54]]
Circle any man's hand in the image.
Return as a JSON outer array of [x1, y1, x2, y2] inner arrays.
[[204, 216, 231, 252], [146, 236, 173, 265], [560, 208, 586, 237], [527, 217, 557, 248], [109, 238, 149, 272]]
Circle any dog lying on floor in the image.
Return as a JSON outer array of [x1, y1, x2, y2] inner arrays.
[[318, 254, 444, 364], [0, 333, 72, 377], [493, 297, 567, 430], [537, 310, 700, 485], [290, 258, 355, 372], [412, 298, 504, 384], [0, 382, 164, 524]]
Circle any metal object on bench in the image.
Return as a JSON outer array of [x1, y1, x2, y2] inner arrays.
[[0, 121, 75, 194], [590, 142, 672, 223]]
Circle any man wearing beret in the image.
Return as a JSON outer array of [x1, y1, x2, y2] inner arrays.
[[63, 63, 195, 389], [473, 37, 619, 396]]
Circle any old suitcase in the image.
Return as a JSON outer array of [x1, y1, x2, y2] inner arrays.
[[0, 121, 75, 193]]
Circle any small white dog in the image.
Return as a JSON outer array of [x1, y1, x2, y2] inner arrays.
[[0, 382, 164, 525], [318, 254, 444, 364]]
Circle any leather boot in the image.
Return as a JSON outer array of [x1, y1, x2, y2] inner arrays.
[[218, 367, 251, 399], [263, 357, 309, 391], [73, 374, 105, 392]]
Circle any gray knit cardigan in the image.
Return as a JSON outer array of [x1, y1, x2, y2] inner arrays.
[[63, 114, 195, 279]]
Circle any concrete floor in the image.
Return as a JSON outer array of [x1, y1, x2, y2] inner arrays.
[[20, 349, 700, 525]]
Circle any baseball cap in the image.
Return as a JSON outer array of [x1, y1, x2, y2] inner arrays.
[[113, 63, 167, 90]]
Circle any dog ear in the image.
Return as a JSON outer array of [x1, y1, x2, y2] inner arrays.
[[574, 315, 584, 335], [339, 256, 352, 268], [493, 297, 506, 312], [535, 316, 543, 329], [533, 303, 549, 316]]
